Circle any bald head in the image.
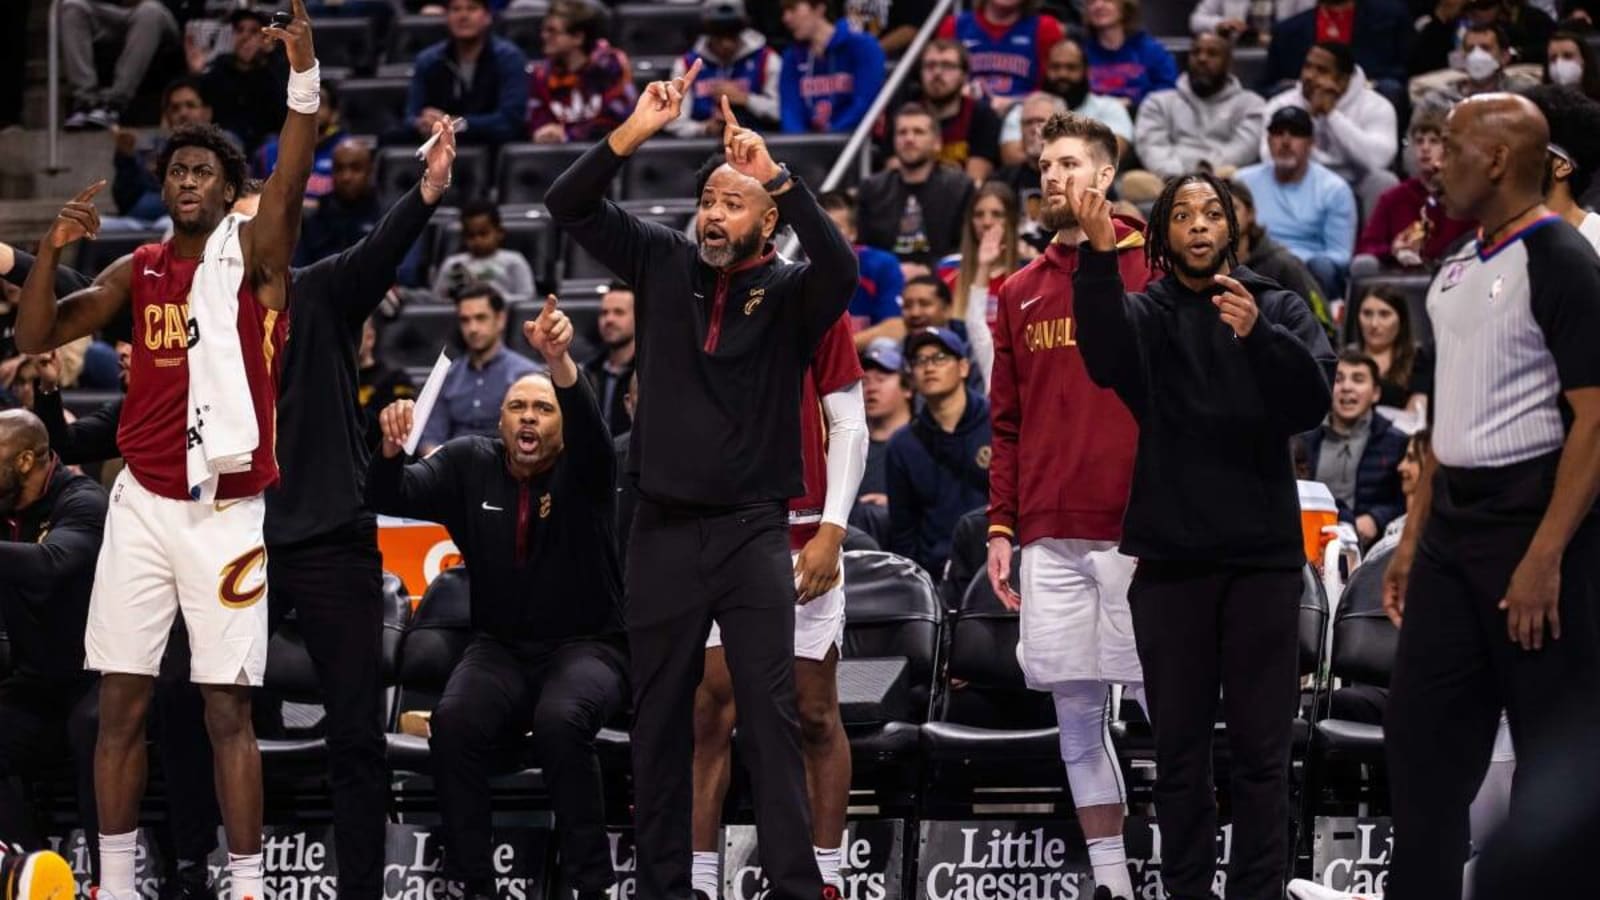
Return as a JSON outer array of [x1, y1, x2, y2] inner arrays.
[[1440, 93, 1551, 221], [0, 409, 48, 457], [332, 138, 375, 203], [0, 409, 49, 515]]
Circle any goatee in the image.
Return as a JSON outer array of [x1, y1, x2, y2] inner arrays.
[[698, 228, 763, 269], [1039, 203, 1078, 232], [1173, 250, 1229, 281]]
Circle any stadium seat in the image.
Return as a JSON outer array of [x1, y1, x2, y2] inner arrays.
[[384, 304, 459, 369], [840, 550, 942, 723], [1233, 47, 1269, 93], [843, 526, 879, 552], [375, 144, 490, 209], [381, 570, 412, 686], [337, 77, 411, 139], [388, 14, 449, 65], [620, 137, 719, 201], [72, 230, 163, 278], [564, 208, 691, 280], [1142, 0, 1197, 37], [610, 4, 702, 59], [1344, 270, 1435, 346], [494, 7, 545, 56], [940, 506, 991, 613], [259, 619, 330, 769], [0, 629, 10, 678], [310, 18, 379, 75], [496, 142, 594, 205], [765, 133, 853, 190], [386, 566, 473, 773]]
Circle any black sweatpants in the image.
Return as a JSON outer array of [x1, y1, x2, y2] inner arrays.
[[0, 675, 98, 853], [266, 524, 388, 900], [1385, 456, 1600, 900], [626, 498, 820, 900], [431, 635, 627, 892], [1128, 561, 1302, 900]]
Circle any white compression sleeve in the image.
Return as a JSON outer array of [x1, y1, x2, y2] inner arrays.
[[820, 381, 868, 531], [965, 282, 995, 394]]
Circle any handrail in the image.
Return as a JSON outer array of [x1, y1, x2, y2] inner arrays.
[[47, 0, 62, 173], [780, 0, 957, 256]]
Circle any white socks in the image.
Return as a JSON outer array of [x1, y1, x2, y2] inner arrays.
[[98, 832, 137, 898], [814, 845, 842, 889], [227, 851, 264, 900], [1087, 835, 1134, 899], [691, 850, 720, 897]]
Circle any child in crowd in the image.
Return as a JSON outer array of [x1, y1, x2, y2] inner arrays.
[[433, 200, 536, 304]]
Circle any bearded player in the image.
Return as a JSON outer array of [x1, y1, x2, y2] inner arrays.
[[14, 4, 321, 899]]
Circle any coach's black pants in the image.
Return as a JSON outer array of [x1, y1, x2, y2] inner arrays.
[[266, 522, 389, 900], [1129, 561, 1302, 900], [431, 635, 627, 892], [627, 498, 820, 900], [1385, 455, 1600, 900], [0, 675, 98, 853]]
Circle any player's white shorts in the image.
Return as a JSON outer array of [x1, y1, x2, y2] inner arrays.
[[706, 550, 845, 661], [1491, 711, 1514, 763], [84, 469, 270, 686], [1017, 537, 1142, 688]]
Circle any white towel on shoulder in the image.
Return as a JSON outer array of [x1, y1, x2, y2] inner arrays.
[[184, 212, 259, 502]]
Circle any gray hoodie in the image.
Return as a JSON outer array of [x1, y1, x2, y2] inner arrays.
[[667, 28, 782, 137], [1134, 73, 1266, 179]]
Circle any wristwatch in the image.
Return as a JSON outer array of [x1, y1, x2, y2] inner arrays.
[[761, 164, 792, 194]]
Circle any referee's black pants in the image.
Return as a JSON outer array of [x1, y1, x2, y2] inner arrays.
[[265, 521, 389, 900], [626, 498, 820, 900], [0, 674, 98, 855], [1385, 455, 1600, 900], [430, 635, 627, 893], [1128, 561, 1302, 900]]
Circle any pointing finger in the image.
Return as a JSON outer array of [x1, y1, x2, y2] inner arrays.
[[678, 57, 704, 92], [1213, 273, 1249, 296], [74, 180, 107, 203], [542, 293, 559, 320], [720, 94, 740, 130], [290, 0, 308, 22]]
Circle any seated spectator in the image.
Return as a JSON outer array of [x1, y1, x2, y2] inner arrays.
[[255, 82, 346, 202], [1544, 30, 1600, 100], [197, 9, 291, 152], [667, 0, 782, 137], [997, 36, 1134, 167], [583, 282, 635, 437], [1189, 0, 1315, 43], [886, 327, 992, 577], [1228, 177, 1335, 334], [1408, 21, 1541, 104], [527, 0, 636, 144], [358, 316, 417, 455], [935, 0, 1067, 111], [938, 182, 1028, 390], [1237, 106, 1358, 299], [1260, 41, 1399, 213], [419, 285, 543, 452], [1300, 348, 1408, 546], [1267, 0, 1411, 101], [399, 0, 529, 146], [819, 191, 907, 350], [858, 338, 911, 504], [1082, 0, 1179, 108], [1384, 426, 1429, 540], [1527, 82, 1600, 242], [110, 76, 233, 226], [780, 0, 886, 133], [915, 39, 1004, 181], [1355, 102, 1475, 271], [294, 140, 381, 266], [1350, 285, 1430, 410], [433, 200, 537, 305], [992, 92, 1066, 248], [848, 0, 938, 58], [61, 0, 179, 129], [1131, 32, 1266, 184], [900, 273, 962, 333], [857, 103, 975, 267], [1410, 0, 1555, 80]]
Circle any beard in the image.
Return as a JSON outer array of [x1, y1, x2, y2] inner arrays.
[[0, 467, 21, 516], [1171, 245, 1229, 281], [698, 226, 764, 269], [1189, 71, 1225, 97], [1039, 198, 1078, 232], [1046, 77, 1091, 110]]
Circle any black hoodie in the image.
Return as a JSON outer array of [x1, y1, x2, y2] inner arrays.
[[1073, 252, 1334, 569]]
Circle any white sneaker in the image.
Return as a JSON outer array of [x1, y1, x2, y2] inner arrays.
[[1287, 879, 1383, 900]]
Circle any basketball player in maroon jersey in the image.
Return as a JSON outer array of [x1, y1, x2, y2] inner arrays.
[[14, 4, 321, 899]]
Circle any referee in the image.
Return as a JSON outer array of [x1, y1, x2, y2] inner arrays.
[[545, 67, 858, 900], [1383, 94, 1600, 899]]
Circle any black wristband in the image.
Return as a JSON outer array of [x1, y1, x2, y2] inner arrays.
[[761, 164, 792, 194]]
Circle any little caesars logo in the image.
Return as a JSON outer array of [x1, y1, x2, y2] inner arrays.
[[1312, 817, 1393, 896], [722, 821, 900, 900]]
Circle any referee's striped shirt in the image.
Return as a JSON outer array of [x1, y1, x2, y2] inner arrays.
[[1426, 214, 1600, 469]]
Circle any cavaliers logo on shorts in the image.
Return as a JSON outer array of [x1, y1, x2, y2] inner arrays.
[[976, 445, 993, 470], [218, 546, 267, 609]]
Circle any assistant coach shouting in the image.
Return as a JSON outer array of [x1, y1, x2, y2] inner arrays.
[[545, 63, 858, 900]]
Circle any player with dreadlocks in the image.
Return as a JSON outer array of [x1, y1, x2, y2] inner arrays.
[[1069, 171, 1334, 900]]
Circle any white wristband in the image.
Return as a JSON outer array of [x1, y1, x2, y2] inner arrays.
[[287, 61, 321, 114]]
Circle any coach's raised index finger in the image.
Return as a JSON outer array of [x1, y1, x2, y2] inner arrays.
[[677, 57, 703, 93], [720, 94, 741, 131], [75, 180, 106, 204]]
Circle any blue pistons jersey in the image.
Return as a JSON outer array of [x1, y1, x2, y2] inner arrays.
[[950, 11, 1052, 98]]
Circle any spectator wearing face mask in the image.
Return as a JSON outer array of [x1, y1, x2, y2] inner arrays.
[[1408, 21, 1540, 104], [1130, 32, 1266, 185], [997, 36, 1133, 167], [1544, 30, 1600, 100], [1299, 348, 1409, 547], [1410, 0, 1555, 79], [1355, 102, 1476, 271]]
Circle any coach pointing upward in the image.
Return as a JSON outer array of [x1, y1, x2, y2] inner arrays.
[[546, 62, 857, 900]]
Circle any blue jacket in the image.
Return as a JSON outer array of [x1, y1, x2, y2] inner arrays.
[[850, 244, 904, 328], [1301, 411, 1409, 535], [1265, 0, 1410, 90], [780, 22, 886, 133], [405, 36, 529, 145], [1084, 31, 1178, 106], [886, 387, 992, 578]]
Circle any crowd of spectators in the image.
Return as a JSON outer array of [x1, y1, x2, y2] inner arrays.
[[19, 0, 1600, 587]]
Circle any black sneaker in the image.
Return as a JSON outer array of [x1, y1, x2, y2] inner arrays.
[[693, 891, 714, 900], [1092, 887, 1129, 900]]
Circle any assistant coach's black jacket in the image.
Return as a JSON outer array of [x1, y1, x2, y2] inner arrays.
[[0, 460, 106, 680], [545, 141, 858, 507], [365, 377, 625, 643], [1073, 253, 1334, 569]]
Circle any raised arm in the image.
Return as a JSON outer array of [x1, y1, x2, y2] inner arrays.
[[1, 241, 93, 296], [367, 399, 458, 525], [1069, 180, 1151, 405], [31, 357, 123, 464], [15, 182, 131, 354], [241, 0, 318, 311], [524, 294, 614, 499]]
